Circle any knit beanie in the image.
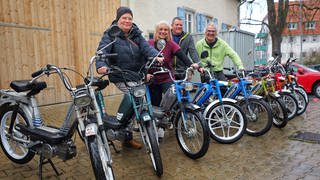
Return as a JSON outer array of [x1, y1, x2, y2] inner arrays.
[[116, 6, 133, 21]]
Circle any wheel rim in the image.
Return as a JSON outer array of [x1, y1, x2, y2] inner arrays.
[[143, 125, 158, 171], [206, 104, 245, 141], [295, 92, 306, 114], [281, 95, 297, 118], [0, 111, 29, 160], [270, 100, 285, 125], [177, 113, 205, 154], [97, 136, 114, 179], [243, 101, 269, 133]]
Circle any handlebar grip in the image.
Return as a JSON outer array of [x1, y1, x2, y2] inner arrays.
[[31, 69, 44, 78]]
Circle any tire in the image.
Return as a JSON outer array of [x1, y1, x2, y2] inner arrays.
[[175, 109, 210, 159], [204, 101, 246, 144], [87, 133, 114, 180], [268, 97, 288, 128], [293, 90, 307, 116], [0, 106, 35, 164], [279, 92, 298, 120], [239, 98, 272, 137], [295, 85, 309, 104], [313, 82, 320, 98], [144, 121, 163, 177]]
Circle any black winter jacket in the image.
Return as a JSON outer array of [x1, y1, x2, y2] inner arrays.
[[96, 22, 159, 83]]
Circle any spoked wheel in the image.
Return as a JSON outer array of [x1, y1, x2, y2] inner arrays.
[[175, 109, 209, 159], [293, 90, 307, 116], [0, 106, 35, 164], [142, 121, 163, 177], [295, 85, 309, 104], [268, 96, 288, 128], [87, 132, 114, 180], [239, 98, 272, 137], [204, 101, 246, 144], [279, 92, 298, 120]]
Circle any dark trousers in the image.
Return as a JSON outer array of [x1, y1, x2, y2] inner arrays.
[[149, 82, 173, 106]]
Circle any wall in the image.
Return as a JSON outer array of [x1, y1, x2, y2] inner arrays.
[[0, 0, 121, 105]]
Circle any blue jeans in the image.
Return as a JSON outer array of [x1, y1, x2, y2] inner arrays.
[[149, 82, 173, 106]]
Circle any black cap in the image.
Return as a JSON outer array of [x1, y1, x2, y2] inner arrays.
[[116, 6, 133, 21]]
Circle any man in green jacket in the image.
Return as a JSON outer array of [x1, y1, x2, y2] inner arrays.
[[196, 23, 244, 80]]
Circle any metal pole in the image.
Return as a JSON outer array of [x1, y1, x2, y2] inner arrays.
[[299, 0, 303, 62]]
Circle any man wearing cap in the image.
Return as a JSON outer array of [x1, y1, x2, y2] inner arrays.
[[96, 6, 162, 149]]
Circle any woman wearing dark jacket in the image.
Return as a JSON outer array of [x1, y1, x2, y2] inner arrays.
[[96, 7, 163, 149]]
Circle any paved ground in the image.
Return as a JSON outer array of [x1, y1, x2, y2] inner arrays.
[[0, 95, 319, 180]]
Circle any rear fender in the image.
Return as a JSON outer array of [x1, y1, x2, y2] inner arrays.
[[203, 98, 237, 117]]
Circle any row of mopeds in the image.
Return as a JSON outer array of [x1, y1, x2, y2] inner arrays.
[[0, 25, 308, 179]]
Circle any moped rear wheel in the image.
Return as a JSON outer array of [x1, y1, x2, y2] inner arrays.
[[175, 109, 209, 159], [143, 120, 163, 177], [87, 132, 114, 180], [268, 96, 288, 128], [0, 106, 35, 164]]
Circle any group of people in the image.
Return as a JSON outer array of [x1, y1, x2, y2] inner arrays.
[[96, 6, 244, 149]]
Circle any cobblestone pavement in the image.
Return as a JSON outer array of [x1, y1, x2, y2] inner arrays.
[[0, 95, 319, 180]]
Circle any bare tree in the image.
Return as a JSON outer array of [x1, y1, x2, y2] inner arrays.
[[241, 0, 320, 61]]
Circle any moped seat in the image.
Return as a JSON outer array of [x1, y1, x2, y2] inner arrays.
[[103, 115, 123, 129], [10, 80, 47, 93]]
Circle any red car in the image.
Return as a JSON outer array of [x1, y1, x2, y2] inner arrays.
[[290, 63, 320, 98]]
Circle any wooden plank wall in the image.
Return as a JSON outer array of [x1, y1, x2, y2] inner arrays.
[[0, 0, 121, 105]]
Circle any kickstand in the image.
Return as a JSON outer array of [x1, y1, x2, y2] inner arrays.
[[38, 154, 62, 180], [109, 140, 121, 153]]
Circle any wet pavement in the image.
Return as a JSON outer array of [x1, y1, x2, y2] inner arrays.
[[0, 95, 320, 180]]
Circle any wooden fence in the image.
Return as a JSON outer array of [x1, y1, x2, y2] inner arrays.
[[0, 0, 121, 105]]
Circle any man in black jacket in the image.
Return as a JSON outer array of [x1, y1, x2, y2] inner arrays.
[[171, 17, 200, 80]]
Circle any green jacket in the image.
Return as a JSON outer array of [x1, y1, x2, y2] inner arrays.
[[195, 38, 244, 72]]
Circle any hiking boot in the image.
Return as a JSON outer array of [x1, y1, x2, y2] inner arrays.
[[123, 139, 142, 149]]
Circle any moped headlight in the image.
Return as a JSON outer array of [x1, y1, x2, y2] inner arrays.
[[133, 86, 146, 97], [74, 88, 92, 107], [182, 82, 193, 91]]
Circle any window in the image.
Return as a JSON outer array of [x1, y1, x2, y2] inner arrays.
[[290, 52, 294, 58], [305, 21, 316, 29], [289, 36, 295, 43], [177, 7, 195, 33], [302, 35, 307, 42], [312, 35, 317, 42], [302, 52, 306, 57], [287, 22, 297, 30], [185, 11, 194, 33], [148, 33, 154, 40]]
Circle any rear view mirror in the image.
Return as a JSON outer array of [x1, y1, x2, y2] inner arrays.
[[156, 39, 166, 51], [200, 51, 209, 59]]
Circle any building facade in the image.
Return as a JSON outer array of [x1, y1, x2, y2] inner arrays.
[[121, 0, 240, 39]]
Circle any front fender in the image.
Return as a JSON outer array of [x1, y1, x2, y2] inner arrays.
[[280, 89, 291, 93], [184, 103, 201, 111], [248, 94, 264, 100], [203, 98, 237, 117]]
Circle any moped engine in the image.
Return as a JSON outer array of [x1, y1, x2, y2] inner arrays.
[[106, 129, 132, 142], [34, 139, 77, 160]]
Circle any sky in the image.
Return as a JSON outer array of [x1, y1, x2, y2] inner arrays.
[[240, 0, 268, 34]]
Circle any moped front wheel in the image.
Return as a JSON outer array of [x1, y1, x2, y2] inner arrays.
[[0, 106, 35, 164], [279, 92, 298, 120], [204, 101, 246, 144], [293, 90, 307, 116], [87, 132, 114, 180], [239, 98, 272, 137], [175, 109, 209, 159], [143, 120, 163, 177], [268, 96, 288, 128]]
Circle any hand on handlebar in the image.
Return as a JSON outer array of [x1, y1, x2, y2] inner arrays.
[[97, 66, 109, 74], [156, 57, 164, 64], [146, 74, 153, 82]]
